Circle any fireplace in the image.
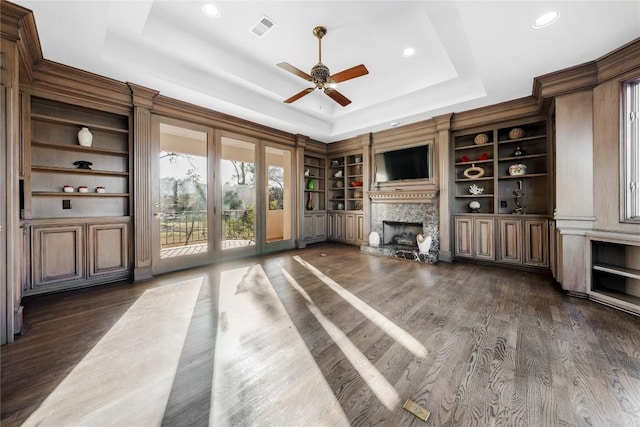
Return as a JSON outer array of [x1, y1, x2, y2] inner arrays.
[[382, 221, 423, 248]]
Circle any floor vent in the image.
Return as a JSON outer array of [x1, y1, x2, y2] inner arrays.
[[250, 16, 276, 38]]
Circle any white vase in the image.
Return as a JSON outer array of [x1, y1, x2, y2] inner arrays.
[[417, 234, 432, 254], [78, 127, 93, 147], [369, 231, 380, 248]]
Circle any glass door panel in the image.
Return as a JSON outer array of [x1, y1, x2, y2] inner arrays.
[[265, 146, 293, 245], [220, 137, 256, 251], [152, 117, 212, 274]]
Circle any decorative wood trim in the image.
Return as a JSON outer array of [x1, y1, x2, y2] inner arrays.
[[532, 62, 598, 102], [132, 106, 152, 280], [596, 37, 640, 83], [369, 188, 439, 204], [127, 83, 159, 110], [15, 8, 41, 84], [152, 94, 296, 147], [450, 97, 540, 131]]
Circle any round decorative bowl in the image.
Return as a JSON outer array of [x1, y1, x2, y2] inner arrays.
[[335, 180, 344, 188], [351, 181, 363, 187], [78, 186, 89, 193], [63, 186, 74, 193], [508, 164, 527, 176], [508, 127, 525, 139], [474, 133, 489, 145], [96, 187, 106, 193]]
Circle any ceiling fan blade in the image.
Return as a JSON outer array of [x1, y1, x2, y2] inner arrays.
[[284, 88, 314, 103], [277, 62, 313, 81], [324, 88, 351, 106], [330, 64, 369, 83]]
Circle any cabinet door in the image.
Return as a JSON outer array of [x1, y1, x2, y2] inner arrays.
[[524, 219, 548, 267], [345, 214, 356, 242], [313, 213, 326, 239], [88, 222, 129, 278], [32, 224, 85, 289], [303, 214, 315, 240], [335, 213, 345, 240], [454, 217, 473, 258], [499, 218, 522, 263], [355, 214, 365, 242], [474, 217, 495, 260]]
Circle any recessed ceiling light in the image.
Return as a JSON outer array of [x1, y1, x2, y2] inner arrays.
[[202, 3, 220, 18], [402, 47, 415, 58], [533, 11, 560, 28], [390, 121, 401, 127]]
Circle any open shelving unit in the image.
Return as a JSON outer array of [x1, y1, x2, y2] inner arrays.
[[303, 154, 326, 211]]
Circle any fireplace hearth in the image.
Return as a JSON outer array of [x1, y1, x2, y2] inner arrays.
[[383, 221, 423, 248]]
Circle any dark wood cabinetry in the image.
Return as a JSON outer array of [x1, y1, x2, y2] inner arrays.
[[452, 118, 551, 269], [24, 97, 132, 294]]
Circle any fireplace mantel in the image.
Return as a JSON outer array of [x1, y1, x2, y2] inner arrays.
[[369, 188, 439, 204]]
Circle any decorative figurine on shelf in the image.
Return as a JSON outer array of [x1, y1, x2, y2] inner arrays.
[[73, 160, 93, 170], [369, 231, 380, 248], [304, 168, 310, 177], [469, 200, 481, 213], [77, 127, 93, 147], [478, 152, 489, 160], [512, 145, 526, 157], [337, 202, 345, 210], [460, 155, 470, 163], [474, 133, 489, 145], [306, 192, 314, 210], [307, 178, 315, 190], [469, 184, 484, 195], [334, 170, 343, 178], [513, 179, 526, 214], [463, 164, 485, 179]]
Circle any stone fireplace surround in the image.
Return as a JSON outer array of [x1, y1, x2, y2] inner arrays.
[[361, 195, 439, 263]]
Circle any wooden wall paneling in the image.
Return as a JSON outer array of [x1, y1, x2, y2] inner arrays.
[[128, 84, 158, 282], [1, 1, 28, 343], [454, 216, 473, 258], [435, 113, 452, 261]]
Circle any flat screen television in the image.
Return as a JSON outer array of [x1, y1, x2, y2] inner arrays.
[[375, 144, 430, 182]]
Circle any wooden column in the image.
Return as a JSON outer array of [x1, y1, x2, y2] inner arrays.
[[294, 134, 308, 248], [127, 83, 159, 282], [1, 2, 30, 344], [434, 113, 452, 262]]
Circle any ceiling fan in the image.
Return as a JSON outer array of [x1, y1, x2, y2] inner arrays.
[[277, 26, 369, 107]]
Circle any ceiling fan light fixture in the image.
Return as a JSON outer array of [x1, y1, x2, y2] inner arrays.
[[201, 3, 220, 18], [533, 11, 560, 28]]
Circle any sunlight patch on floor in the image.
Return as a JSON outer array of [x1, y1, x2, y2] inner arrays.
[[282, 268, 402, 411], [22, 278, 203, 426], [211, 265, 349, 426], [293, 255, 428, 359]]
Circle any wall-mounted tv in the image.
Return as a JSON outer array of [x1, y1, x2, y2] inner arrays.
[[375, 144, 430, 182]]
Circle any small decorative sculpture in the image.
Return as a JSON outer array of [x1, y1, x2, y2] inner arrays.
[[469, 184, 484, 195], [334, 170, 343, 178], [463, 164, 485, 179], [513, 179, 526, 214], [369, 231, 380, 247], [77, 127, 93, 147], [416, 234, 432, 254], [73, 160, 93, 170], [304, 168, 310, 177], [512, 146, 526, 156], [469, 200, 481, 213]]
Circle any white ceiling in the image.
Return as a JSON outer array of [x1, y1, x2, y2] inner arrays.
[[13, 1, 640, 142]]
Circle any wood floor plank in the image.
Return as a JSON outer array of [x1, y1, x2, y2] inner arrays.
[[3, 243, 640, 426]]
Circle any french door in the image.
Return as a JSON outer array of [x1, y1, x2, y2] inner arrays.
[[151, 116, 214, 274]]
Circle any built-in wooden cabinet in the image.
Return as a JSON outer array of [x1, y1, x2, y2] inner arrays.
[[451, 117, 551, 270], [27, 218, 130, 295], [24, 97, 132, 294], [454, 215, 495, 260], [587, 232, 640, 316], [303, 212, 327, 243]]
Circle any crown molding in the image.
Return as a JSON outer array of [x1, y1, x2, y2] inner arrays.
[[369, 188, 439, 204], [596, 36, 640, 82], [532, 62, 598, 102], [451, 96, 539, 132]]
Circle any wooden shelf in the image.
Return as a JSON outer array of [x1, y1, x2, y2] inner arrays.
[[497, 135, 545, 144], [499, 173, 547, 180], [32, 166, 128, 177], [455, 159, 493, 166], [32, 192, 130, 197], [455, 177, 494, 182], [31, 114, 128, 134], [32, 140, 128, 156], [594, 263, 640, 280], [456, 194, 494, 198], [498, 153, 547, 162], [304, 189, 325, 193], [455, 142, 493, 151]]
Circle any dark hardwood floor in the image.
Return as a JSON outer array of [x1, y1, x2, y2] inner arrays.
[[3, 243, 640, 426]]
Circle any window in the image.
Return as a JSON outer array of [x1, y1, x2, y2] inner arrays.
[[623, 79, 640, 222]]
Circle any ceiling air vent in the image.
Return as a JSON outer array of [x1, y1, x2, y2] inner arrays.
[[250, 16, 276, 38]]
